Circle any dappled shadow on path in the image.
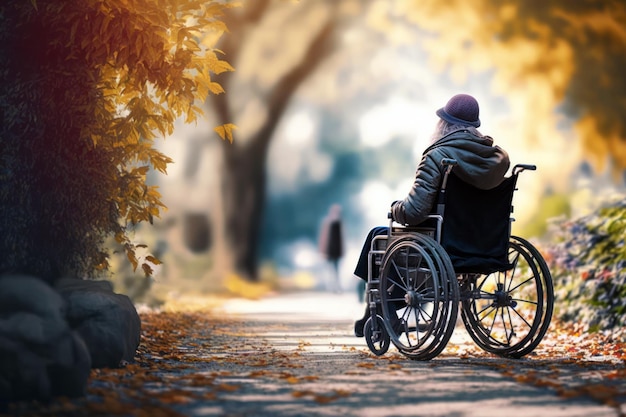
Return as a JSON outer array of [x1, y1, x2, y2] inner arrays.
[[5, 292, 626, 417]]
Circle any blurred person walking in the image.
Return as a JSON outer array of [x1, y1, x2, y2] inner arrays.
[[318, 204, 344, 293]]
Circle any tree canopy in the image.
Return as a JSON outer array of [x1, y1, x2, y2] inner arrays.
[[400, 0, 626, 175]]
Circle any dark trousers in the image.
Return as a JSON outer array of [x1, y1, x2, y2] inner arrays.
[[353, 226, 389, 281], [354, 226, 407, 312]]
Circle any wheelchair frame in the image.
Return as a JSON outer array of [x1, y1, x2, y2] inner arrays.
[[362, 160, 554, 360]]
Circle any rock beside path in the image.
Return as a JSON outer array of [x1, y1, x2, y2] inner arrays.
[[0, 275, 91, 402], [0, 274, 142, 404], [55, 278, 141, 369]]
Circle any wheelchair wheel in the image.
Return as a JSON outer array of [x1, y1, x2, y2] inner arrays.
[[460, 236, 554, 358], [364, 315, 390, 356], [379, 235, 459, 360]]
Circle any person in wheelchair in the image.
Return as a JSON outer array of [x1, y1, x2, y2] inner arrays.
[[353, 93, 510, 337]]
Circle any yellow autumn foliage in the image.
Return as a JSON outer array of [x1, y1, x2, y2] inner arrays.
[[0, 0, 237, 279]]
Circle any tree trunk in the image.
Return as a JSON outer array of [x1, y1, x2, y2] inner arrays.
[[207, 1, 339, 282], [218, 140, 268, 281]]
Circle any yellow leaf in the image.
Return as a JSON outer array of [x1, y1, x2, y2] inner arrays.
[[210, 59, 235, 75], [217, 383, 239, 392], [292, 390, 314, 398], [313, 395, 337, 404], [207, 81, 225, 95], [356, 362, 375, 369], [145, 255, 162, 265], [214, 123, 236, 143], [127, 250, 138, 271], [141, 263, 153, 277]]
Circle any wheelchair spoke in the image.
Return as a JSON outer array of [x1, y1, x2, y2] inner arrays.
[[419, 308, 432, 323], [507, 275, 535, 293], [508, 247, 521, 268], [398, 306, 433, 327], [473, 304, 519, 348], [404, 327, 419, 348], [414, 269, 432, 293], [475, 274, 491, 292], [420, 291, 436, 303], [482, 306, 511, 347], [511, 297, 538, 307], [388, 259, 409, 292], [475, 302, 498, 322], [508, 304, 533, 330], [398, 307, 409, 322], [475, 302, 517, 346], [386, 249, 436, 305], [484, 308, 498, 337], [474, 297, 532, 348], [476, 290, 497, 300], [502, 306, 515, 345]]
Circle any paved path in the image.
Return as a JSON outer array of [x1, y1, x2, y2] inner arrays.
[[183, 290, 621, 417], [10, 290, 624, 417]]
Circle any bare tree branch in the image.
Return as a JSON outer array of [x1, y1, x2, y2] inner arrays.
[[255, 16, 339, 151], [210, 0, 273, 129]]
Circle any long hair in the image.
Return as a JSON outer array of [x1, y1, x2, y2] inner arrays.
[[430, 119, 482, 143]]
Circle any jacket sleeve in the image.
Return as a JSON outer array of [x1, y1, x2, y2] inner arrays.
[[391, 151, 444, 226]]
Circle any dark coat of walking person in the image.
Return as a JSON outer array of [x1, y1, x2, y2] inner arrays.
[[318, 204, 344, 293], [353, 93, 511, 336]]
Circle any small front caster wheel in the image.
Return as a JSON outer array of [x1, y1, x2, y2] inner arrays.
[[364, 315, 390, 356]]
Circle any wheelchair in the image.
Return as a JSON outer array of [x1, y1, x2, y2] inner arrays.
[[362, 159, 554, 360]]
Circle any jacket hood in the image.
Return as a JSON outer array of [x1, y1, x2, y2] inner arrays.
[[428, 130, 510, 189]]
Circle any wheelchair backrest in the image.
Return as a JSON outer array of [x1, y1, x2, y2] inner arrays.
[[439, 172, 517, 273]]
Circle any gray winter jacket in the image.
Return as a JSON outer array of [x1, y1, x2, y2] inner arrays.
[[391, 129, 510, 226]]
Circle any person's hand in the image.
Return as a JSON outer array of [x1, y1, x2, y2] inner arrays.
[[390, 200, 405, 224]]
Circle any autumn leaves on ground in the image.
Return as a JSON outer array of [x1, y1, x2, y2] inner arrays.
[[7, 306, 353, 417], [5, 291, 626, 417]]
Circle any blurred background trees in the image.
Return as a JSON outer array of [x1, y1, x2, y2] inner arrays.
[[155, 0, 626, 291], [3, 0, 626, 314]]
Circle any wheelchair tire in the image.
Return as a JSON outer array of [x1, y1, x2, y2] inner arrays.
[[460, 236, 554, 358], [364, 315, 391, 356], [379, 235, 459, 360]]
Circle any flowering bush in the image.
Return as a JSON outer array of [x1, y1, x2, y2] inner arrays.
[[546, 199, 626, 335]]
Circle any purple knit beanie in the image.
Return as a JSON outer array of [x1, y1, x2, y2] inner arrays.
[[436, 94, 481, 127]]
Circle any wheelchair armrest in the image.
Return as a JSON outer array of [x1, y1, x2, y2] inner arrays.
[[513, 164, 537, 175], [389, 214, 443, 242]]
